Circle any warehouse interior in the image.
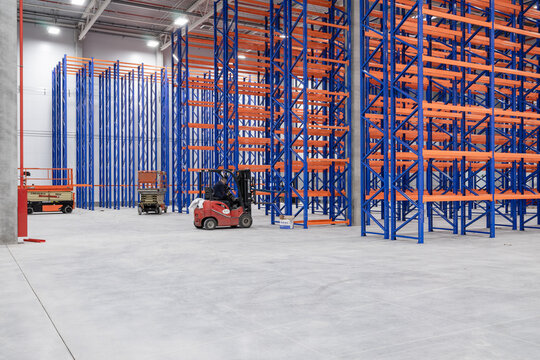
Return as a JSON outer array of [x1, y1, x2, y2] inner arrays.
[[2, 0, 540, 359]]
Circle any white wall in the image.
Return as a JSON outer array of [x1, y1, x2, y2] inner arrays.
[[21, 23, 78, 170], [82, 32, 160, 66]]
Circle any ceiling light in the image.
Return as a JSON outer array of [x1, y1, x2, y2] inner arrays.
[[71, 0, 85, 5], [238, 54, 246, 59], [147, 40, 159, 48], [47, 26, 60, 35], [174, 16, 189, 27], [172, 53, 179, 62]]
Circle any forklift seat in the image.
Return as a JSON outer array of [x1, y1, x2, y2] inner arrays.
[[204, 187, 213, 200]]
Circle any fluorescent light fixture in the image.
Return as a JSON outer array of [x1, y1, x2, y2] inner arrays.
[[71, 0, 85, 5], [174, 16, 189, 27], [147, 40, 159, 48], [238, 54, 246, 59], [280, 34, 286, 38], [47, 26, 60, 35], [172, 53, 179, 62]]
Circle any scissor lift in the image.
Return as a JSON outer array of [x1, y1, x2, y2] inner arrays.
[[21, 168, 75, 214], [137, 171, 167, 215]]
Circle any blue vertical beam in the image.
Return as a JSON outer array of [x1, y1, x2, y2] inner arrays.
[[56, 64, 62, 185], [329, 0, 352, 225], [150, 73, 154, 171], [416, 0, 425, 243], [269, 0, 282, 224], [171, 33, 179, 211], [123, 72, 127, 207], [346, 0, 353, 225], [214, 0, 239, 172], [263, 17, 271, 215], [129, 70, 136, 207], [51, 68, 57, 184], [153, 73, 158, 171], [138, 65, 143, 174], [232, 1, 239, 171], [107, 68, 112, 208], [78, 69, 82, 205], [138, 64, 146, 173], [103, 69, 106, 207], [54, 65, 58, 185], [121, 75, 126, 206], [146, 75, 150, 171], [76, 70, 81, 203], [386, 0, 392, 239], [213, 0, 222, 170], [82, 65, 87, 209], [299, 0, 309, 227], [488, 0, 496, 238], [89, 59, 94, 210], [358, 0, 365, 236], [161, 68, 170, 206], [283, 0, 292, 217], [62, 55, 67, 185], [459, 0, 467, 234], [178, 26, 190, 212], [328, 5, 336, 219], [149, 73, 155, 170], [99, 73, 103, 207], [102, 70, 106, 207], [114, 61, 120, 209]]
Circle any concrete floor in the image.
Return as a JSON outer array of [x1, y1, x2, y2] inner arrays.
[[2, 208, 540, 360]]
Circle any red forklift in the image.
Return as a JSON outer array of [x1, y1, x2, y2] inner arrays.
[[193, 169, 253, 230]]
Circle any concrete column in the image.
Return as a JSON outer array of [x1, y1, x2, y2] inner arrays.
[[351, 0, 361, 226], [0, 1, 18, 244]]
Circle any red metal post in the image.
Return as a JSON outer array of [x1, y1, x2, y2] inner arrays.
[[18, 0, 27, 237]]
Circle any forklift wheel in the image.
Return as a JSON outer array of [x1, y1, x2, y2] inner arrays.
[[163, 207, 167, 214], [138, 206, 143, 215], [156, 207, 161, 215], [27, 207, 34, 215], [239, 214, 253, 228], [203, 218, 218, 230], [64, 205, 73, 214]]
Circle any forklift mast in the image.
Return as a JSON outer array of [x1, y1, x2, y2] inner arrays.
[[235, 170, 252, 214]]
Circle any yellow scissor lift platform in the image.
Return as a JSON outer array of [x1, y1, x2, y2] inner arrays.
[[137, 171, 168, 215]]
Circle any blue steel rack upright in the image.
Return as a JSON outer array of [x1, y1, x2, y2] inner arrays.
[[161, 68, 170, 207], [51, 57, 67, 186], [177, 25, 191, 213], [171, 30, 180, 211]]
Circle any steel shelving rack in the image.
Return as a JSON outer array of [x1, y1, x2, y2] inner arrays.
[[207, 0, 353, 227], [267, 0, 352, 228], [170, 24, 268, 213], [53, 0, 353, 229], [360, 0, 540, 243], [54, 56, 170, 210]]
